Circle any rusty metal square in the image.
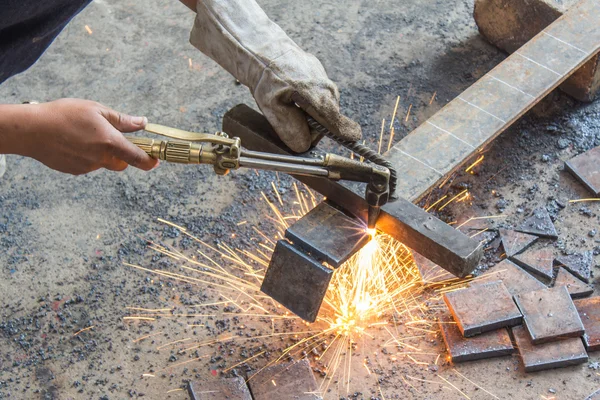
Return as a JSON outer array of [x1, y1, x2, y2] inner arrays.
[[512, 325, 588, 372], [474, 259, 546, 297], [261, 240, 332, 322], [285, 201, 369, 268], [188, 377, 252, 400], [574, 297, 600, 351], [248, 359, 320, 400], [439, 312, 514, 362], [514, 286, 585, 344], [566, 146, 600, 196], [444, 280, 522, 337]]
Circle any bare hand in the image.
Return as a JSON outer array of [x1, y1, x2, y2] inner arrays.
[[21, 99, 158, 175]]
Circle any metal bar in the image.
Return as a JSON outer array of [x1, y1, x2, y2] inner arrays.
[[223, 104, 483, 277], [239, 156, 330, 177]]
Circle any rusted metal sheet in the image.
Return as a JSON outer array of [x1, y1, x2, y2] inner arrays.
[[444, 280, 522, 337], [188, 377, 252, 400], [574, 296, 600, 351], [566, 146, 600, 195], [223, 105, 482, 278], [554, 267, 593, 299], [555, 251, 593, 283], [514, 286, 585, 344], [439, 312, 514, 362], [516, 208, 558, 239], [474, 259, 546, 297], [285, 201, 369, 268], [512, 325, 588, 372], [248, 359, 321, 400], [261, 240, 332, 323], [511, 247, 554, 282], [500, 229, 538, 257]]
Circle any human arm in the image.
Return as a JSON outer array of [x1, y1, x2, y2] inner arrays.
[[188, 0, 361, 153], [0, 99, 158, 175]]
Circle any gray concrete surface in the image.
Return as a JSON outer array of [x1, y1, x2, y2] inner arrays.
[[0, 0, 599, 399]]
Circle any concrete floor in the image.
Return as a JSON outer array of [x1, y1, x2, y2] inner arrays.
[[0, 0, 599, 399]]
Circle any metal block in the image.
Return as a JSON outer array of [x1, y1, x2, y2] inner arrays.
[[514, 286, 585, 344], [188, 377, 252, 400], [511, 247, 554, 282], [444, 280, 522, 337], [566, 146, 600, 196], [474, 259, 546, 297], [285, 201, 369, 268], [261, 240, 332, 322], [500, 229, 538, 257], [555, 251, 593, 283], [574, 297, 600, 352], [512, 325, 588, 372], [248, 359, 321, 400], [223, 105, 483, 278], [516, 208, 558, 239], [554, 267, 593, 299], [413, 252, 455, 284], [438, 312, 514, 362]]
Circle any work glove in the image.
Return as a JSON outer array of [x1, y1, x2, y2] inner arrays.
[[190, 0, 361, 153]]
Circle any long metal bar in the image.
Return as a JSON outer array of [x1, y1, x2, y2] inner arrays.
[[239, 157, 330, 177]]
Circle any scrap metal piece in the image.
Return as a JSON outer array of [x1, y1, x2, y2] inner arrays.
[[574, 297, 600, 352], [512, 325, 588, 372], [247, 359, 321, 400], [500, 229, 538, 257], [474, 259, 546, 297], [554, 267, 593, 299], [516, 208, 558, 239], [413, 252, 455, 284], [511, 247, 554, 282], [565, 146, 600, 196], [586, 389, 600, 400], [555, 251, 593, 283], [514, 286, 585, 344], [438, 312, 514, 362], [444, 281, 522, 337], [223, 105, 483, 278], [285, 201, 369, 268], [187, 377, 252, 400], [261, 240, 332, 323]]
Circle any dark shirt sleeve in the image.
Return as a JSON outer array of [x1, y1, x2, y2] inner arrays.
[[0, 0, 93, 85]]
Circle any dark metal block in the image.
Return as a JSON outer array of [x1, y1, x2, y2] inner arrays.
[[555, 251, 593, 283], [516, 208, 558, 239], [554, 267, 593, 299], [511, 247, 554, 282], [512, 325, 588, 372], [248, 359, 321, 400], [444, 280, 522, 337], [261, 240, 332, 323], [514, 286, 585, 344], [565, 146, 600, 196], [438, 312, 514, 362], [474, 259, 546, 297], [188, 377, 252, 400], [223, 104, 483, 278], [574, 297, 600, 352], [500, 229, 538, 257], [285, 201, 369, 268]]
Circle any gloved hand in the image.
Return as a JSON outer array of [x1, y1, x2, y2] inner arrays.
[[190, 0, 361, 153]]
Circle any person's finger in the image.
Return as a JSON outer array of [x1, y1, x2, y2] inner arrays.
[[105, 158, 129, 172], [100, 108, 148, 133], [109, 132, 159, 171]]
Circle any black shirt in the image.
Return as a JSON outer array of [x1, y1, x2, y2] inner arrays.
[[0, 0, 92, 84]]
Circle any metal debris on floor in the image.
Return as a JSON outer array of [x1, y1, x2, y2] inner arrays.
[[516, 208, 559, 239], [510, 247, 554, 281], [565, 145, 600, 196], [575, 297, 600, 352], [555, 251, 594, 283], [499, 229, 538, 257], [555, 267, 594, 299]]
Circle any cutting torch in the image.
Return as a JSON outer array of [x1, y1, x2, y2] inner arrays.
[[127, 123, 390, 229]]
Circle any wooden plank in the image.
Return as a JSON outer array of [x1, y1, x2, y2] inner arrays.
[[389, 0, 600, 202]]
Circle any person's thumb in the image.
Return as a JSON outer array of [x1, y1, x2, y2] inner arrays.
[[109, 132, 159, 171], [101, 108, 148, 133]]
